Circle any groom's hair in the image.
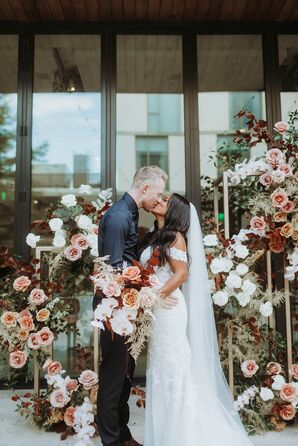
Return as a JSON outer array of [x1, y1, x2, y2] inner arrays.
[[132, 165, 168, 188]]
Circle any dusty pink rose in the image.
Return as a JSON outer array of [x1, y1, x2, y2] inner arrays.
[[17, 310, 35, 332], [122, 266, 142, 283], [47, 361, 62, 376], [289, 364, 298, 380], [259, 173, 273, 187], [64, 406, 76, 426], [282, 201, 295, 213], [43, 357, 53, 370], [28, 288, 48, 305], [1, 311, 18, 328], [139, 287, 157, 309], [37, 327, 54, 346], [66, 378, 79, 392], [13, 276, 31, 292], [148, 274, 161, 288], [270, 188, 289, 208], [9, 350, 28, 369], [280, 383, 298, 403], [78, 370, 98, 389], [18, 329, 29, 341], [279, 404, 296, 421], [50, 389, 70, 408], [250, 216, 266, 232], [274, 121, 289, 134], [266, 148, 285, 167], [241, 359, 259, 378], [64, 245, 82, 261], [102, 281, 122, 298], [70, 234, 90, 250], [266, 362, 282, 376], [27, 333, 40, 350], [278, 164, 293, 177]]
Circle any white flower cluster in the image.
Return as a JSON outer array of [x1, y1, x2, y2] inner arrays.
[[73, 397, 96, 446], [227, 157, 270, 185], [92, 188, 113, 211], [234, 386, 259, 411], [285, 247, 298, 281]]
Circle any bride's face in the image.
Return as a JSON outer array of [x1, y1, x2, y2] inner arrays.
[[151, 195, 171, 217]]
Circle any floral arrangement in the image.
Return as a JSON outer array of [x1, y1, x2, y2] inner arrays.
[[234, 361, 298, 433], [26, 186, 112, 296], [91, 251, 161, 360], [12, 358, 99, 445], [0, 249, 69, 382]]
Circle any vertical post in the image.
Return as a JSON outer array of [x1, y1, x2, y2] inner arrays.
[[284, 278, 293, 381], [223, 172, 230, 239], [213, 185, 219, 230], [266, 251, 275, 330], [94, 327, 99, 375], [227, 325, 234, 396], [33, 351, 40, 396]]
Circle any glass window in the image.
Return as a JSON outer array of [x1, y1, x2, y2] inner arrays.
[[278, 35, 298, 124], [32, 35, 101, 375], [0, 36, 18, 250]]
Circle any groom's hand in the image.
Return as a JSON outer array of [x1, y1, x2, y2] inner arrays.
[[161, 295, 178, 309]]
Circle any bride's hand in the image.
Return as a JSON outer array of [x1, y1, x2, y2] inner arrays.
[[160, 294, 178, 309]]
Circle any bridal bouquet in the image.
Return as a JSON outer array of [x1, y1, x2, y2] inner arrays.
[[90, 251, 161, 360]]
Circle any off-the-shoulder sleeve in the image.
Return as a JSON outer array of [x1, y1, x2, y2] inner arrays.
[[168, 246, 188, 263]]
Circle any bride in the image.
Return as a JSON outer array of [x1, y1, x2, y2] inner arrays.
[[140, 193, 254, 446]]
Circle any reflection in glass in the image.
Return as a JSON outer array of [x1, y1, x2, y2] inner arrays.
[[0, 36, 18, 250], [278, 35, 298, 125]]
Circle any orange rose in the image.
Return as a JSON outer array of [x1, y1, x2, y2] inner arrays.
[[122, 288, 140, 309], [292, 230, 298, 241], [273, 212, 287, 223], [36, 308, 50, 322], [1, 311, 18, 328], [279, 404, 296, 421], [289, 364, 298, 380], [17, 310, 35, 332], [18, 329, 29, 341], [122, 266, 142, 283], [64, 406, 76, 426], [280, 223, 293, 238], [13, 276, 31, 292], [280, 383, 297, 403]]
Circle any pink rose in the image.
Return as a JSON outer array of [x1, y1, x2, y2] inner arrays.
[[148, 274, 161, 288], [9, 350, 28, 369], [64, 245, 82, 261], [274, 121, 289, 134], [70, 234, 90, 250], [28, 288, 48, 305], [27, 333, 40, 350], [270, 188, 289, 208], [1, 311, 18, 328], [122, 266, 142, 283], [37, 327, 54, 346], [13, 276, 31, 292], [47, 361, 62, 376], [17, 310, 35, 332], [280, 383, 298, 402], [278, 164, 293, 177], [241, 359, 259, 378], [279, 404, 296, 421], [64, 406, 76, 426], [282, 201, 295, 213], [250, 216, 266, 233], [266, 148, 285, 167], [266, 362, 282, 376], [66, 378, 79, 393], [259, 173, 272, 187], [289, 364, 298, 380], [49, 389, 70, 408], [78, 370, 98, 390], [102, 281, 122, 298], [43, 357, 53, 370]]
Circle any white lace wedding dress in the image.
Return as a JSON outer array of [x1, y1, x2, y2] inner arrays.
[[140, 244, 253, 446]]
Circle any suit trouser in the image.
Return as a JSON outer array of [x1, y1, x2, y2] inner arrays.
[[93, 296, 135, 446]]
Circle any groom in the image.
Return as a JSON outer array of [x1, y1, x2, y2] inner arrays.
[[93, 166, 168, 446]]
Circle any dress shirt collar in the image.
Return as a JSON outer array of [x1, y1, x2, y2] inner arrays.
[[122, 192, 139, 214]]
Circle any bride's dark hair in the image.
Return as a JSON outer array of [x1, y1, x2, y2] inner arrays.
[[143, 193, 190, 265]]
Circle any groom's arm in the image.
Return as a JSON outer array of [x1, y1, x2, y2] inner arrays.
[[102, 211, 131, 269]]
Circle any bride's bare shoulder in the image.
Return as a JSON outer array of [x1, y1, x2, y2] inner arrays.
[[171, 231, 187, 251]]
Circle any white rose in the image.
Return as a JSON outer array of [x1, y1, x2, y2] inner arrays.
[[236, 264, 249, 276], [78, 184, 92, 195], [228, 173, 241, 186], [222, 258, 234, 272], [98, 188, 113, 201], [271, 170, 286, 184], [53, 232, 66, 248], [225, 273, 242, 289], [234, 244, 249, 259], [49, 217, 63, 232], [210, 257, 233, 274], [76, 215, 93, 230], [260, 301, 273, 317], [260, 387, 274, 401], [212, 291, 229, 307], [86, 233, 97, 247], [272, 374, 286, 390], [90, 245, 99, 257], [203, 234, 218, 247], [242, 279, 257, 296], [61, 194, 77, 207], [26, 233, 40, 248], [236, 292, 251, 307]]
